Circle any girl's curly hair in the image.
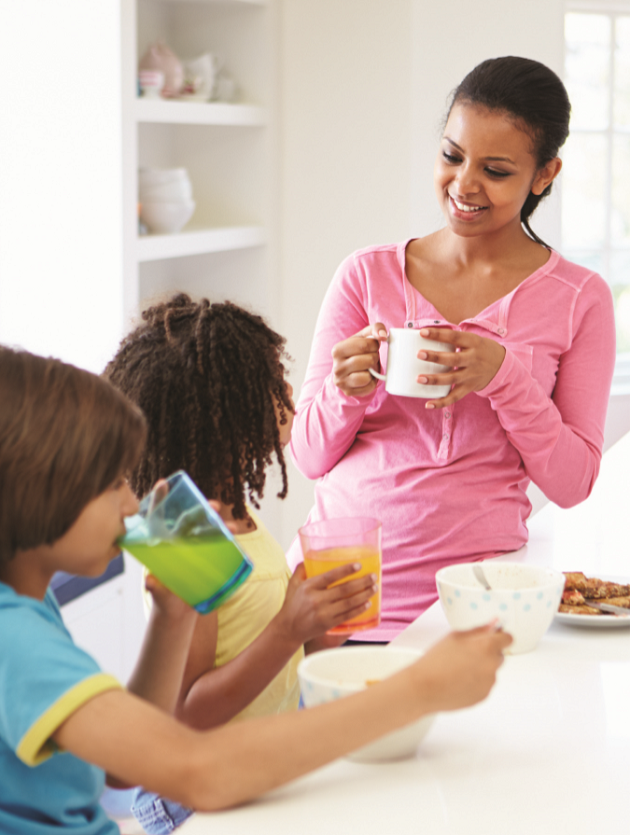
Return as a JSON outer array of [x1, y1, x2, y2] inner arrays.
[[104, 294, 293, 519]]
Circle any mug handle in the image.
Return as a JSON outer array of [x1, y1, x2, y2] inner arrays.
[[368, 330, 389, 381]]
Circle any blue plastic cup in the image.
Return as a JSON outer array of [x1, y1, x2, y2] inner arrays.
[[120, 471, 252, 614]]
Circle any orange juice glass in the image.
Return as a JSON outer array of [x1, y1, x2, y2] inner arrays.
[[299, 517, 382, 635]]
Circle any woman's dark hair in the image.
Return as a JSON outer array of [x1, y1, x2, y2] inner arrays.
[[0, 347, 146, 565], [448, 56, 571, 247], [104, 294, 293, 520]]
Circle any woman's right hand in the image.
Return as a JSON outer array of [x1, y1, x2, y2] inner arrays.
[[276, 563, 377, 645], [332, 323, 388, 397]]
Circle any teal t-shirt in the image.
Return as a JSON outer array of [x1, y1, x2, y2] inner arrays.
[[0, 582, 122, 834]]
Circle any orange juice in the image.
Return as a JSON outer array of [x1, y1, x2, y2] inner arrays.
[[303, 545, 381, 634]]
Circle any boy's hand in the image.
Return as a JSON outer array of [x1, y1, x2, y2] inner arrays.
[[409, 624, 512, 713], [276, 563, 377, 645], [145, 573, 196, 625]]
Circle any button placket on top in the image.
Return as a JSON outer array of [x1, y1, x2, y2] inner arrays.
[[404, 281, 512, 461], [405, 298, 458, 460]]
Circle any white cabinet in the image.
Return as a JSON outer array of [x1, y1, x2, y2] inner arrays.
[[122, 0, 279, 326]]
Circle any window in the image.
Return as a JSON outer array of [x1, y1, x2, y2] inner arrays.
[[563, 6, 630, 368]]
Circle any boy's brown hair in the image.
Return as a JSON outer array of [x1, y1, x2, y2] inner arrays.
[[0, 346, 146, 565], [104, 294, 293, 519]]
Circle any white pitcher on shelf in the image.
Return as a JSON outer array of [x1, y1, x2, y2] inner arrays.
[[181, 53, 220, 101]]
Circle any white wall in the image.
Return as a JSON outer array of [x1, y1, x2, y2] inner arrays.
[[0, 2, 142, 682], [277, 0, 414, 547], [410, 0, 565, 249], [0, 1, 125, 373], [277, 0, 567, 549]]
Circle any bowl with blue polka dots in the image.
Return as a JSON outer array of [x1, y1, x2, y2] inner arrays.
[[298, 646, 434, 762], [435, 561, 565, 653]]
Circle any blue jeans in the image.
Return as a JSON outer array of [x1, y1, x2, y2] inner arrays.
[[132, 788, 193, 834]]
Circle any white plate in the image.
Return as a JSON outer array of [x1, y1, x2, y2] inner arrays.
[[555, 573, 630, 628], [555, 611, 630, 628]]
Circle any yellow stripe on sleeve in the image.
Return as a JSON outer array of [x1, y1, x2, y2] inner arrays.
[[17, 673, 122, 766]]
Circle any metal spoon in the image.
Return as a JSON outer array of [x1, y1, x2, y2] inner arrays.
[[472, 563, 492, 590]]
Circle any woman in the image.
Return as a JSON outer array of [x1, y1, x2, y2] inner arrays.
[[288, 56, 616, 641]]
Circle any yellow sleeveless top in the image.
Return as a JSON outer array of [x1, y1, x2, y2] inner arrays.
[[215, 509, 303, 721]]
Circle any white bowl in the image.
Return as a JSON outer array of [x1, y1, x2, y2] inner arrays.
[[436, 561, 565, 654], [140, 200, 195, 234], [140, 180, 193, 202], [138, 168, 190, 188], [298, 646, 434, 762]]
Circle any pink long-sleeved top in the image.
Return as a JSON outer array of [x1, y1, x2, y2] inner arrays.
[[288, 241, 617, 640]]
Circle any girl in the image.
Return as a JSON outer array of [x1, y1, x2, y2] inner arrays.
[[104, 295, 372, 731], [288, 56, 617, 640], [104, 295, 378, 831], [0, 344, 510, 834]]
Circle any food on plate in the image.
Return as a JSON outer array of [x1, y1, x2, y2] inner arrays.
[[561, 589, 586, 606], [603, 596, 630, 608], [558, 603, 602, 616], [559, 572, 630, 616]]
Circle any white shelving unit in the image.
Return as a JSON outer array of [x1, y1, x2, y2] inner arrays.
[[122, 0, 278, 322], [137, 224, 266, 261], [136, 99, 266, 126]]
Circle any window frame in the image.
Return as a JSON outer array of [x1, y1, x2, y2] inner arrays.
[[564, 0, 630, 393]]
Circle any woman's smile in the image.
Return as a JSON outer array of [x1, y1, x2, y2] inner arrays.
[[449, 195, 489, 220]]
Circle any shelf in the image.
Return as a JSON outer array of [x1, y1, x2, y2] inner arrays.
[[147, 0, 266, 6], [137, 225, 266, 261], [136, 99, 266, 126]]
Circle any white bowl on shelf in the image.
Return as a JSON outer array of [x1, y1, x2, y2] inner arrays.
[[298, 646, 434, 763], [436, 561, 565, 654], [139, 168, 190, 188], [140, 180, 194, 203], [140, 200, 195, 234]]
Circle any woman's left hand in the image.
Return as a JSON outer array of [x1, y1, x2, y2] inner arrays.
[[417, 327, 506, 409]]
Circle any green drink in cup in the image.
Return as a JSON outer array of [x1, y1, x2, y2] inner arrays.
[[120, 471, 253, 614]]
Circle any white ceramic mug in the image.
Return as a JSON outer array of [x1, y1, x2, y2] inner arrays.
[[369, 327, 452, 398]]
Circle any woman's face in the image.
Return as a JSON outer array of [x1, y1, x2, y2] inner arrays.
[[434, 102, 559, 240]]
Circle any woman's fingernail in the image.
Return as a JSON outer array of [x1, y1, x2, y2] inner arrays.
[[417, 376, 428, 384], [365, 601, 372, 609], [353, 563, 361, 571], [420, 329, 429, 336], [370, 573, 378, 582], [418, 351, 428, 360], [425, 402, 435, 409]]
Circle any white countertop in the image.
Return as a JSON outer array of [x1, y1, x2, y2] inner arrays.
[[181, 432, 630, 835]]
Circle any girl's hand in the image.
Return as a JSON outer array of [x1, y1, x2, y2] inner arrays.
[[276, 563, 377, 645], [331, 323, 388, 397], [416, 327, 506, 409]]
